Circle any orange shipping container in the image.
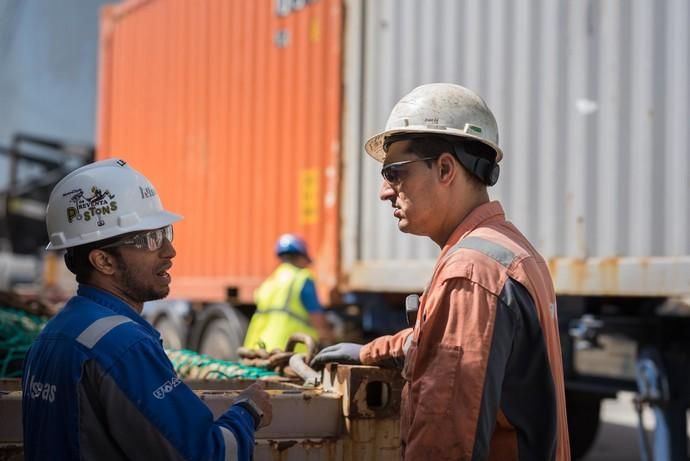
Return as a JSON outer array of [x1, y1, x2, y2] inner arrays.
[[97, 0, 342, 304]]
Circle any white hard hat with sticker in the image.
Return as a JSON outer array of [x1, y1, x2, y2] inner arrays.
[[45, 159, 182, 250]]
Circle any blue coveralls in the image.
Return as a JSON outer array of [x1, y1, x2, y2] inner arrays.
[[22, 285, 256, 460]]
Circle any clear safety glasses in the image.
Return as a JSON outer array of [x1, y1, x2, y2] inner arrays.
[[100, 225, 173, 252], [380, 156, 437, 185]]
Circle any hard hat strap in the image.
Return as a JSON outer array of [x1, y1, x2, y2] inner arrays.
[[452, 142, 500, 186]]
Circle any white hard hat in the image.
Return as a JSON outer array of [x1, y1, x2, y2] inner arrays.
[[45, 159, 182, 250], [365, 83, 503, 163]]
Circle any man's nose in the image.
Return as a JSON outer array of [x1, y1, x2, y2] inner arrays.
[[379, 180, 395, 201], [160, 238, 176, 258]]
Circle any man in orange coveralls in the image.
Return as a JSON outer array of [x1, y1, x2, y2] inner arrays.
[[312, 83, 570, 460]]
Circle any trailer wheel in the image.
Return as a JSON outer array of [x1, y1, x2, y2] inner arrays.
[[153, 315, 186, 350], [195, 304, 248, 361], [144, 300, 191, 349], [566, 390, 602, 460]]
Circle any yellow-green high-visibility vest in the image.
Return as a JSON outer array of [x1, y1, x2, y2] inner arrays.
[[243, 262, 319, 352]]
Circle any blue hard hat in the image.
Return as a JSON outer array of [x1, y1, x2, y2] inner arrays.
[[275, 234, 311, 260]]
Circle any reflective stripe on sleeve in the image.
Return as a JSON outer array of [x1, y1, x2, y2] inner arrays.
[[76, 315, 133, 349], [219, 426, 239, 461], [453, 236, 516, 268]]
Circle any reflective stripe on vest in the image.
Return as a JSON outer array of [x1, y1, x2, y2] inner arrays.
[[76, 315, 133, 349], [244, 263, 318, 351], [252, 276, 310, 326], [219, 426, 238, 461]]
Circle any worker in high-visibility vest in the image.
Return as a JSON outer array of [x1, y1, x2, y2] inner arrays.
[[244, 234, 333, 352]]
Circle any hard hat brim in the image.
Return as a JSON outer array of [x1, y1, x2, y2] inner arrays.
[[365, 127, 503, 164], [277, 249, 312, 263]]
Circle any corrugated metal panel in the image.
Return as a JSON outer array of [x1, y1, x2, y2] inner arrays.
[[98, 0, 343, 302], [343, 0, 690, 295]]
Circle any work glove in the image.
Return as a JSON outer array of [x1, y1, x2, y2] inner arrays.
[[310, 342, 362, 369]]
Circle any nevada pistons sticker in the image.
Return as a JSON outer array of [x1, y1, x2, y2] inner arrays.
[[64, 186, 118, 227]]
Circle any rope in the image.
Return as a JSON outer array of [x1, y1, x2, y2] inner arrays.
[[237, 332, 318, 378], [166, 349, 278, 380]]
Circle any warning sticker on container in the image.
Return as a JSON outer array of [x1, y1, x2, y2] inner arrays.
[[299, 169, 319, 225]]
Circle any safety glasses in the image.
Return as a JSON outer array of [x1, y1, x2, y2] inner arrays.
[[380, 156, 437, 185], [100, 225, 173, 252]]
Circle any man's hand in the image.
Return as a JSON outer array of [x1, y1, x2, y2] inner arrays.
[[234, 382, 272, 428], [310, 343, 362, 369]]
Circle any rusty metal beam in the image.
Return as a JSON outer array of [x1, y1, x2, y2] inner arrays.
[[0, 365, 403, 460]]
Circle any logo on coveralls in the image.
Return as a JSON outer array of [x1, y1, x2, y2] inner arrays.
[[153, 376, 181, 399], [27, 375, 56, 403], [63, 186, 117, 227]]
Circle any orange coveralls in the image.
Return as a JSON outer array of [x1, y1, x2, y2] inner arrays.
[[361, 201, 570, 460]]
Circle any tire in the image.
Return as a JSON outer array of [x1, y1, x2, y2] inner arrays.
[[566, 390, 602, 460], [153, 315, 185, 350], [197, 306, 248, 361]]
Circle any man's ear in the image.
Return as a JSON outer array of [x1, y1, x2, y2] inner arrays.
[[437, 153, 457, 183], [88, 249, 117, 276]]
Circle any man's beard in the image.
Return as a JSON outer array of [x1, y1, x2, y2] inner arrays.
[[114, 255, 169, 303]]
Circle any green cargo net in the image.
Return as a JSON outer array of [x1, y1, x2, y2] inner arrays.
[[0, 306, 277, 380], [166, 349, 277, 380], [0, 307, 47, 378]]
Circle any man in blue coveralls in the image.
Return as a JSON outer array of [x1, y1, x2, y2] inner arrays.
[[22, 159, 272, 460]]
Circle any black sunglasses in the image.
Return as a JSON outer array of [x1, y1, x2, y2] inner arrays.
[[380, 156, 437, 184]]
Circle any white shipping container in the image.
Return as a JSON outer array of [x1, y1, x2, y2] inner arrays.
[[341, 0, 690, 297]]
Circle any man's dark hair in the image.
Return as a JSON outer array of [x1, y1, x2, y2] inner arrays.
[[64, 236, 122, 284]]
